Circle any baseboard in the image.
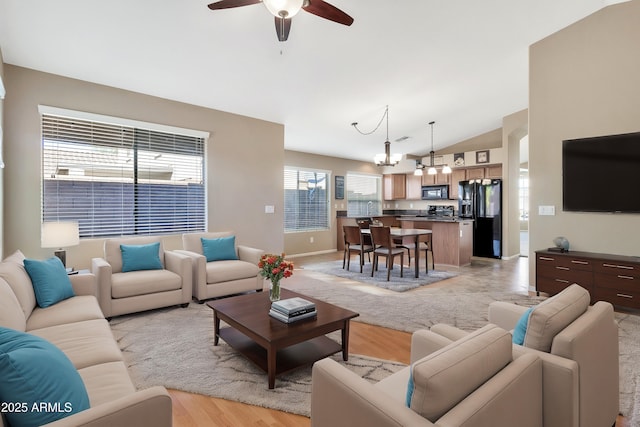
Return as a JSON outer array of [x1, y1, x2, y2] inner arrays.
[[287, 249, 338, 259], [501, 253, 521, 261]]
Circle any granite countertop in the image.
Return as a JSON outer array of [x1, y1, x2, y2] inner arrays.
[[398, 216, 474, 223]]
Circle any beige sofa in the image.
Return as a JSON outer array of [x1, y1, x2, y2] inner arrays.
[[178, 232, 263, 303], [426, 284, 619, 427], [92, 236, 192, 318], [0, 250, 171, 427], [312, 324, 545, 427]]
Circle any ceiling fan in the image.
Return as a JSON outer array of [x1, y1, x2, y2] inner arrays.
[[207, 0, 354, 42]]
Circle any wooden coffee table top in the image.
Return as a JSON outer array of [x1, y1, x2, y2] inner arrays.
[[206, 288, 359, 344], [207, 289, 359, 388]]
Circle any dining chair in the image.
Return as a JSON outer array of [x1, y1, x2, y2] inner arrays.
[[398, 232, 435, 273], [342, 225, 373, 273], [356, 218, 373, 247], [369, 226, 404, 281]]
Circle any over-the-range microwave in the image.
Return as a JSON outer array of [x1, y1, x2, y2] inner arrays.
[[421, 185, 449, 200]]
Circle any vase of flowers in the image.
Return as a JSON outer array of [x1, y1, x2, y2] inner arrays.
[[258, 253, 294, 302]]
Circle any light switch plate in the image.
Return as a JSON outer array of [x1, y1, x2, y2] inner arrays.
[[538, 205, 555, 216], [265, 205, 275, 214]]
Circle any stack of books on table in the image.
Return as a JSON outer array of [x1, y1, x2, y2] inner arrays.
[[269, 297, 317, 323]]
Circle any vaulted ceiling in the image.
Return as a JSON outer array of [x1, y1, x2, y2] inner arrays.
[[0, 0, 625, 162]]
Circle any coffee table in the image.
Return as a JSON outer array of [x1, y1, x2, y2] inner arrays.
[[206, 289, 359, 389]]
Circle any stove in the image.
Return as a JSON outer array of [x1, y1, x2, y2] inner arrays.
[[417, 205, 456, 218]]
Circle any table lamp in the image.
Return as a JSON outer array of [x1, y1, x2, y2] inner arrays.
[[41, 221, 80, 268]]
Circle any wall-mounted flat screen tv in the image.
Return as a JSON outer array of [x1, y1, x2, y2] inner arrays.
[[563, 131, 640, 213]]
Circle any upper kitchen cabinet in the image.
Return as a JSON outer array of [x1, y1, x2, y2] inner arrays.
[[383, 174, 406, 200], [406, 173, 423, 200], [449, 169, 467, 200], [421, 172, 450, 186], [465, 167, 485, 180], [485, 164, 503, 178]]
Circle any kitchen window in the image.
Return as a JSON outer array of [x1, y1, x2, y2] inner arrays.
[[346, 172, 382, 217], [41, 107, 207, 238], [284, 167, 330, 232]]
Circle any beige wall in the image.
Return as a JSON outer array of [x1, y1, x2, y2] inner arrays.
[[529, 1, 640, 284], [284, 150, 379, 256], [3, 65, 284, 269]]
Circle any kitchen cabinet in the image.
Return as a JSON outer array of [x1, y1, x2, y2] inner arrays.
[[405, 173, 423, 200], [535, 249, 640, 310], [485, 164, 503, 179], [465, 167, 485, 180], [383, 174, 406, 200], [399, 218, 473, 267], [421, 171, 450, 186], [449, 169, 467, 200]]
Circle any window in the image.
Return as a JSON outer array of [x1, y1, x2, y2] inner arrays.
[[284, 167, 330, 232], [41, 111, 206, 238], [346, 172, 382, 217]]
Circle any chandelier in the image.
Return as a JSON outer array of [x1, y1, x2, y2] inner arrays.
[[352, 105, 402, 167], [415, 121, 452, 176]]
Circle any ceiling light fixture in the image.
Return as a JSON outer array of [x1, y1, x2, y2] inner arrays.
[[352, 105, 402, 167], [426, 121, 452, 175], [263, 0, 304, 18]]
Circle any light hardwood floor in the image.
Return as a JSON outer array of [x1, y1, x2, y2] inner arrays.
[[167, 252, 627, 427]]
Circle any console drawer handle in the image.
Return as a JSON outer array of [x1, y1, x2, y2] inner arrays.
[[539, 256, 555, 261], [618, 275, 634, 280], [571, 260, 589, 265], [556, 266, 569, 271], [603, 263, 634, 270], [616, 293, 634, 299], [555, 279, 570, 283]]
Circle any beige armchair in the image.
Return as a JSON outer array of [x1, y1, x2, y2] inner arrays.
[[92, 236, 192, 318], [311, 324, 544, 427], [426, 284, 619, 427], [177, 231, 264, 303]]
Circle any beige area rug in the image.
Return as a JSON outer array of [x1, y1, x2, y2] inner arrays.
[[109, 303, 405, 417]]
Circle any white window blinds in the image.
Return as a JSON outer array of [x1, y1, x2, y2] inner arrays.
[[284, 167, 330, 232], [346, 172, 382, 217], [42, 114, 205, 238]]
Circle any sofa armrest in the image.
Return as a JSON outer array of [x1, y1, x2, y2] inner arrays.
[[430, 323, 471, 342], [410, 329, 453, 364], [174, 250, 206, 299], [69, 274, 97, 297], [44, 386, 171, 427], [311, 359, 433, 427], [488, 301, 529, 331], [237, 245, 264, 265], [511, 345, 579, 427], [164, 251, 193, 303], [91, 258, 113, 318]]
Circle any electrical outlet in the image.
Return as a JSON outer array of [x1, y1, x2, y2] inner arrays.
[[310, 236, 314, 243]]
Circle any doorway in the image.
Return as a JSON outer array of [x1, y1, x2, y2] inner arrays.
[[519, 135, 529, 257]]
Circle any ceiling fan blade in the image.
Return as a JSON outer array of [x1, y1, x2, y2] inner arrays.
[[207, 0, 261, 10], [303, 0, 354, 26], [275, 16, 292, 41]]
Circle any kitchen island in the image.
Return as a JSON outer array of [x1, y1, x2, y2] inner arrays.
[[398, 217, 474, 267]]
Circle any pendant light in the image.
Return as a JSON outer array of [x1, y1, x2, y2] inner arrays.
[[353, 105, 402, 167], [425, 121, 452, 175]]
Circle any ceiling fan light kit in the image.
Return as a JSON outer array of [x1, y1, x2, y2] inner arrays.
[[207, 0, 353, 42], [263, 0, 304, 18]]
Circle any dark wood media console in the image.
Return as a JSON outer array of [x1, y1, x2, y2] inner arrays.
[[536, 249, 640, 310]]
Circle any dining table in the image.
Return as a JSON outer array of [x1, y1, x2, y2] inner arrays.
[[362, 227, 433, 278]]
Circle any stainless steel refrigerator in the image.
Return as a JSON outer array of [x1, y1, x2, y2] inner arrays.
[[458, 179, 502, 259]]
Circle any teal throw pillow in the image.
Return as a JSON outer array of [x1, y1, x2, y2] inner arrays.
[[512, 306, 535, 345], [120, 242, 163, 272], [0, 327, 90, 427], [23, 257, 75, 308], [406, 366, 415, 407], [201, 236, 238, 262]]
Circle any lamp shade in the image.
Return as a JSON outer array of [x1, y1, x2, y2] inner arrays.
[[263, 0, 304, 17], [41, 222, 80, 248]]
